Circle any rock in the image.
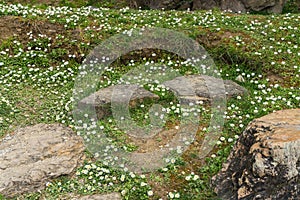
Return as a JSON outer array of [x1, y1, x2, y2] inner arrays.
[[297, 0, 300, 10], [130, 0, 193, 10], [193, 0, 220, 10], [270, 0, 287, 13], [130, 0, 287, 13], [78, 84, 159, 119], [78, 76, 246, 119], [221, 0, 287, 13], [220, 0, 247, 13], [77, 193, 121, 200], [147, 0, 192, 10], [244, 0, 287, 13], [0, 124, 85, 198], [66, 193, 122, 200], [243, 0, 276, 11], [212, 109, 300, 200], [162, 75, 247, 104]]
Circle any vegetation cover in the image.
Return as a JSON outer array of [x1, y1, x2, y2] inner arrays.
[[0, 0, 299, 199]]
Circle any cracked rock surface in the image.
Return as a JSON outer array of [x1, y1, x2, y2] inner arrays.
[[0, 123, 85, 198], [212, 109, 300, 200]]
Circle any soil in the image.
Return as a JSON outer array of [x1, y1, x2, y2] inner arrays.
[[0, 15, 85, 64], [0, 16, 63, 44], [6, 0, 78, 7], [126, 120, 214, 199]]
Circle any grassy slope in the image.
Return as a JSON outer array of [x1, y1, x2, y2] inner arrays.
[[0, 1, 299, 200]]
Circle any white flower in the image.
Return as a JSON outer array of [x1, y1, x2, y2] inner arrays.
[[193, 175, 199, 180], [140, 175, 146, 179], [120, 174, 125, 182], [169, 192, 175, 198], [185, 175, 191, 181], [141, 182, 147, 187], [129, 172, 135, 178], [147, 190, 153, 196], [176, 146, 182, 154]]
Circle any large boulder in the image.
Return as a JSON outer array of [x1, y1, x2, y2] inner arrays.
[[129, 0, 287, 13], [129, 0, 193, 10], [212, 109, 300, 199], [220, 0, 246, 13], [0, 124, 85, 198], [192, 0, 220, 10], [242, 0, 287, 13]]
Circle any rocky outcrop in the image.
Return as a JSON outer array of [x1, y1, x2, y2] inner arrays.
[[129, 0, 193, 10], [129, 0, 287, 13], [0, 124, 85, 198], [297, 0, 300, 7], [242, 0, 287, 13], [219, 0, 246, 13], [192, 0, 220, 10], [212, 109, 300, 200]]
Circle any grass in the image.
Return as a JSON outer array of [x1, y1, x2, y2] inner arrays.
[[0, 0, 299, 199]]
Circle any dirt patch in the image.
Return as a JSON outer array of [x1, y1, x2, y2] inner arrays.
[[0, 16, 18, 43], [265, 71, 292, 87], [1, 16, 53, 44], [0, 16, 81, 44], [267, 71, 284, 83], [6, 0, 76, 7], [196, 28, 253, 48], [126, 121, 214, 198], [0, 15, 85, 63], [5, 0, 128, 8], [144, 125, 212, 199], [127, 125, 179, 153]]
